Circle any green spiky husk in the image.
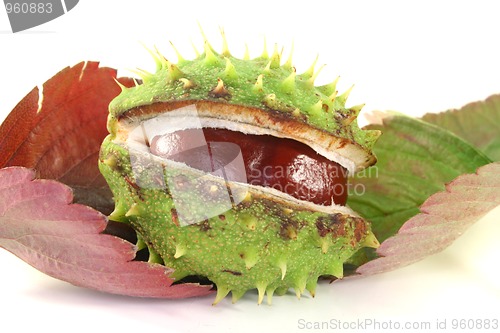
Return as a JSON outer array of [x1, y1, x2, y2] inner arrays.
[[99, 138, 377, 302], [99, 38, 380, 303]]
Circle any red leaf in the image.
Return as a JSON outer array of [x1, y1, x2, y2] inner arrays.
[[0, 61, 133, 213], [0, 167, 213, 298]]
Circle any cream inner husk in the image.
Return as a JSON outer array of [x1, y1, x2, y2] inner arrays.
[[119, 104, 357, 173]]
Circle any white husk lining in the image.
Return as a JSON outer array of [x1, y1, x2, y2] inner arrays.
[[117, 103, 377, 174]]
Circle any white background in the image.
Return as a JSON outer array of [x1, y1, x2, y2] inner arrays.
[[1, 1, 500, 332]]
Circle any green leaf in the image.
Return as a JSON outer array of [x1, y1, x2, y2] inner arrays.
[[422, 94, 500, 161], [348, 115, 492, 244], [357, 162, 500, 275]]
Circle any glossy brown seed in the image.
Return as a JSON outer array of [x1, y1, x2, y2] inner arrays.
[[150, 128, 348, 206]]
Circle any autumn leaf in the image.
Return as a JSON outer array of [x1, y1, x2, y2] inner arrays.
[[348, 115, 491, 243], [0, 167, 213, 298], [422, 94, 500, 161], [0, 61, 134, 214], [357, 162, 500, 275]]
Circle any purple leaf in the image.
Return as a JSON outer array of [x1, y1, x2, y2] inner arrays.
[[0, 167, 213, 298], [357, 162, 500, 275]]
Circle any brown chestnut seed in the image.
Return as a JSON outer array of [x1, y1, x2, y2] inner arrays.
[[150, 128, 348, 206]]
